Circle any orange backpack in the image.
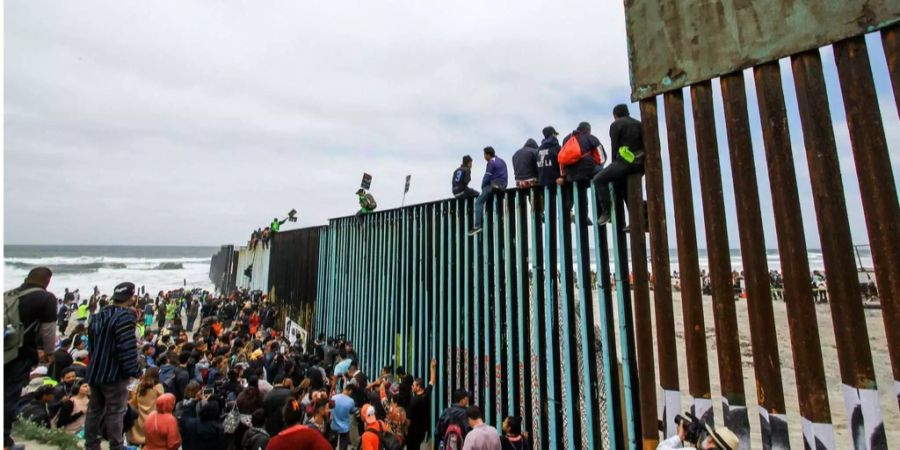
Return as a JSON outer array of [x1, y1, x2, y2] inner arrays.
[[558, 133, 583, 166], [559, 133, 606, 167]]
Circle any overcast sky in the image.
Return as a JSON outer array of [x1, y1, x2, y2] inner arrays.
[[5, 1, 898, 248]]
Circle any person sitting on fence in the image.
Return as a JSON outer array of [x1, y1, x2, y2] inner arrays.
[[356, 189, 378, 223], [557, 121, 604, 225], [261, 227, 271, 249], [592, 103, 645, 226], [513, 138, 539, 189], [453, 155, 480, 200], [469, 146, 508, 236]]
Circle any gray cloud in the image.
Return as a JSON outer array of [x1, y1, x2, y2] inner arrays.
[[6, 1, 897, 251], [5, 0, 630, 245]]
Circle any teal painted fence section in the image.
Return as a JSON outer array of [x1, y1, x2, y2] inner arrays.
[[314, 183, 640, 449]]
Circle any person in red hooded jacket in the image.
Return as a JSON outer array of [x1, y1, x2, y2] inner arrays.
[[266, 399, 331, 450], [143, 393, 181, 450]]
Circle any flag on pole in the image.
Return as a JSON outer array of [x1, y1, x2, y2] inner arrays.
[[404, 175, 411, 194]]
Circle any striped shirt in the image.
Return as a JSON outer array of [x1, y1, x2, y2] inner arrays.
[[86, 305, 141, 385]]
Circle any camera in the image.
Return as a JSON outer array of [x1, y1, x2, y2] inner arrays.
[[675, 413, 705, 444]]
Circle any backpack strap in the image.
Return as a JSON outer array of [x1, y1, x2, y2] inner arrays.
[[9, 287, 46, 334]]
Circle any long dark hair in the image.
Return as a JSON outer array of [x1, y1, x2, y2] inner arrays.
[[139, 367, 161, 397]]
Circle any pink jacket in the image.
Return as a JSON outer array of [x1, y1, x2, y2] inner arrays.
[[143, 393, 181, 450]]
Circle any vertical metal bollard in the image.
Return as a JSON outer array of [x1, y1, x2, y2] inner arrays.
[[556, 183, 578, 449], [543, 185, 560, 448], [610, 185, 640, 450], [836, 34, 900, 414], [504, 193, 516, 420], [527, 189, 545, 450], [689, 81, 750, 445], [590, 173, 622, 449], [663, 90, 714, 424], [573, 183, 597, 449], [638, 98, 682, 438], [492, 194, 503, 425]]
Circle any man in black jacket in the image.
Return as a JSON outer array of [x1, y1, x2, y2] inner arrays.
[[173, 353, 192, 402], [452, 155, 479, 199], [4, 267, 57, 449], [262, 375, 293, 435], [592, 104, 645, 225], [406, 359, 436, 450]]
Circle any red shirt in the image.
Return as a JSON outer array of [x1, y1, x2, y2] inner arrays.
[[265, 425, 331, 450]]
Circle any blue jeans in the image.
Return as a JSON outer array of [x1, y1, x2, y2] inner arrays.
[[473, 184, 496, 229]]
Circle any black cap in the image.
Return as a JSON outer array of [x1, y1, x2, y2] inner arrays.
[[356, 188, 366, 195], [112, 282, 135, 301], [542, 126, 558, 138]]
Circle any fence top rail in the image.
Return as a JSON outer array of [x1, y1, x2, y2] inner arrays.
[[327, 185, 539, 222]]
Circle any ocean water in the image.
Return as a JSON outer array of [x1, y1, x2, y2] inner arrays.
[[4, 245, 216, 297], [4, 244, 873, 299]]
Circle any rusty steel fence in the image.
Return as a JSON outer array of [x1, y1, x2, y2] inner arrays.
[[219, 4, 900, 449], [314, 186, 649, 450]]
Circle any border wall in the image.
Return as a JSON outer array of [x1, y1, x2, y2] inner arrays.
[[208, 2, 900, 448]]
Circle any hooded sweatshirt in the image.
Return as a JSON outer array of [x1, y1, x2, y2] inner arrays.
[[143, 393, 181, 450], [537, 136, 561, 186], [512, 139, 539, 181]]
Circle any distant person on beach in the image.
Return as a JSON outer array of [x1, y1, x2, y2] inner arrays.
[[58, 297, 70, 334], [558, 121, 604, 224], [4, 267, 57, 450], [84, 281, 141, 450], [592, 103, 644, 226], [469, 146, 508, 235], [453, 155, 479, 199]]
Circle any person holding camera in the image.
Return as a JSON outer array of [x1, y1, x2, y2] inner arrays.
[[657, 414, 739, 450]]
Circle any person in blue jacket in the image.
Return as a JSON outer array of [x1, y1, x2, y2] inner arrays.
[[469, 146, 508, 235]]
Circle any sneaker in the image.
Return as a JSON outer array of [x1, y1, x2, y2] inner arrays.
[[468, 227, 483, 236], [598, 212, 611, 225]]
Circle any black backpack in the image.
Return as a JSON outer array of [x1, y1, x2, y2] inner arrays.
[[364, 422, 402, 450]]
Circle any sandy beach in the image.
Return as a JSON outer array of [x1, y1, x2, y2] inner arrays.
[[642, 291, 898, 447]]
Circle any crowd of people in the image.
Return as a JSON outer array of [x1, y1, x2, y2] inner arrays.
[[450, 104, 645, 235], [4, 267, 546, 450], [249, 217, 288, 250]]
